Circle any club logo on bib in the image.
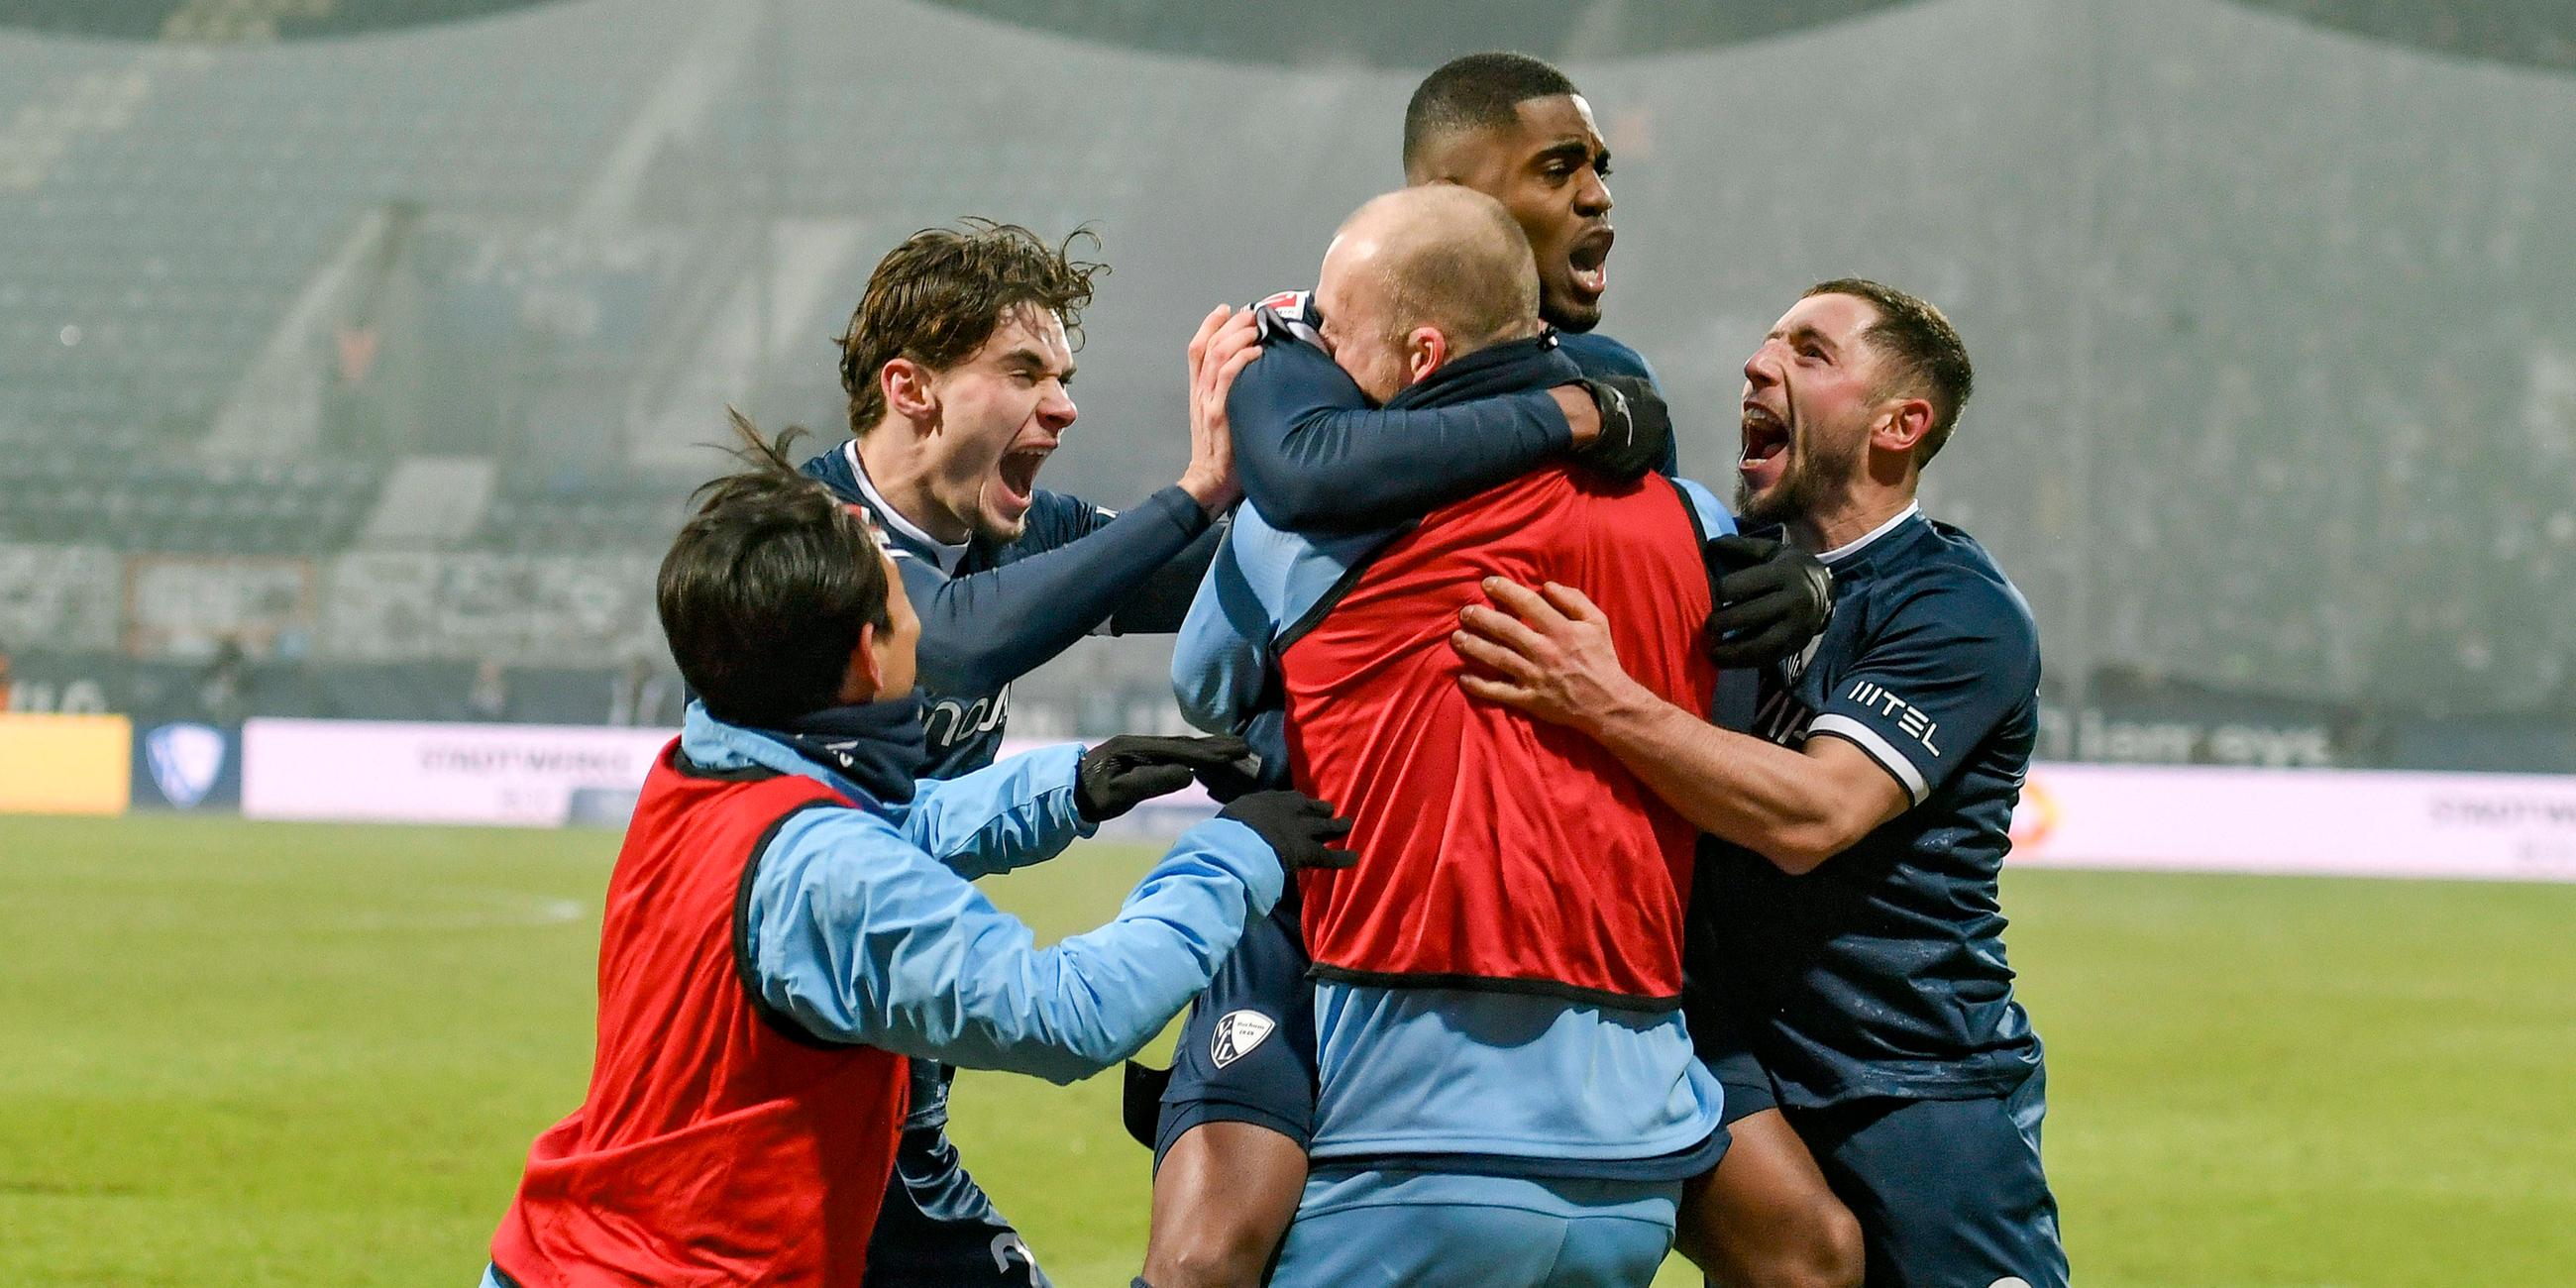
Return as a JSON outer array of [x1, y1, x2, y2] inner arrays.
[[1210, 1010, 1275, 1069]]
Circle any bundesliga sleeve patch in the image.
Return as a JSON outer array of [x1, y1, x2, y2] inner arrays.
[[1210, 1009, 1276, 1068], [1250, 290, 1323, 350]]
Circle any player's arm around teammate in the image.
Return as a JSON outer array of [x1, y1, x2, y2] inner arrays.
[[1454, 282, 2064, 1288]]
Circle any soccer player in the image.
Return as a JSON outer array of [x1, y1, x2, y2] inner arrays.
[[1451, 281, 2068, 1288], [798, 222, 1257, 1286], [1142, 52, 1854, 1288], [1165, 183, 1732, 1288], [480, 419, 1354, 1288], [803, 221, 1236, 778]]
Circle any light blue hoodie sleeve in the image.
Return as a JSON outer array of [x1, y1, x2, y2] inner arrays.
[[1171, 534, 1276, 738], [743, 811, 1287, 1084], [896, 741, 1095, 879], [1671, 477, 1739, 539]]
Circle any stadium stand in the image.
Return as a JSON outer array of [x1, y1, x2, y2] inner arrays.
[[0, 0, 2570, 766]]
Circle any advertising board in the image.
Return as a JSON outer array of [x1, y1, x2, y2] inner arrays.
[[241, 718, 673, 827], [2011, 762, 2576, 883], [0, 713, 133, 815]]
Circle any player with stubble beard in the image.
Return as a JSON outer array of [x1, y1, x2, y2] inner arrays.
[[1454, 281, 2066, 1288]]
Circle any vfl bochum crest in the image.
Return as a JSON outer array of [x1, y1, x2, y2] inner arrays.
[[144, 722, 226, 808], [1211, 1010, 1275, 1069]]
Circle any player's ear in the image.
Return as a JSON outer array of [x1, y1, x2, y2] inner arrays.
[[838, 624, 885, 705], [1874, 395, 1934, 458], [881, 357, 939, 429], [1405, 327, 1449, 385]]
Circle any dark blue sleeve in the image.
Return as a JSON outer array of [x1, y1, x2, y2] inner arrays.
[[1228, 339, 1573, 535], [1110, 522, 1223, 635], [1559, 331, 1657, 382], [903, 486, 1212, 694], [998, 490, 1220, 636], [1806, 576, 2040, 805]]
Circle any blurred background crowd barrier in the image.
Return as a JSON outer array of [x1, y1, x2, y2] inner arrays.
[[2, 0, 2572, 806]]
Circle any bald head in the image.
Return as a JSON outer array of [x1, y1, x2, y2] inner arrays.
[[1315, 186, 1542, 402]]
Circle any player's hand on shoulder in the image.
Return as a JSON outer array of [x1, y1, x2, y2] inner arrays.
[[1180, 305, 1258, 513], [1569, 375, 1673, 483], [1703, 534, 1833, 669], [1077, 733, 1257, 822], [1218, 790, 1356, 871]]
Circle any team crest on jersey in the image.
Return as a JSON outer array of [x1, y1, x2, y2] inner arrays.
[[1210, 1010, 1276, 1069]]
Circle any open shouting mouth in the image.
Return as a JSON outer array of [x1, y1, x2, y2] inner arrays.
[[1740, 400, 1791, 492], [995, 444, 1050, 511], [1566, 226, 1614, 300]]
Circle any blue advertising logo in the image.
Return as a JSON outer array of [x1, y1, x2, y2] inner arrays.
[[145, 722, 228, 809]]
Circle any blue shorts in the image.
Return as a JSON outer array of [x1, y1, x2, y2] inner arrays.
[[1154, 899, 1318, 1163], [1682, 981, 1780, 1124], [1268, 1168, 1677, 1288], [1157, 898, 1769, 1169], [1782, 1063, 2066, 1288]]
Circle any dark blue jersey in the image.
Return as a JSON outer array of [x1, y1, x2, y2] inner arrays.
[[1226, 297, 1673, 533], [1557, 330, 1655, 379], [802, 440, 1216, 780], [1697, 505, 2045, 1108]]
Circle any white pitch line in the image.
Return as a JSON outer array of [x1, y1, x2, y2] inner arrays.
[[332, 890, 589, 932]]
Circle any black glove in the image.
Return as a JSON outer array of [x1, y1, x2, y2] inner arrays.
[[1217, 790, 1356, 871], [1569, 375, 1673, 483], [1703, 534, 1833, 669], [1076, 734, 1255, 822], [1191, 740, 1270, 805]]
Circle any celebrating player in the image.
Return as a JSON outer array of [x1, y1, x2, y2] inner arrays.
[[1453, 281, 2068, 1288], [479, 419, 1351, 1288], [799, 222, 1253, 1286], [1141, 52, 1854, 1288], [1159, 184, 1732, 1288]]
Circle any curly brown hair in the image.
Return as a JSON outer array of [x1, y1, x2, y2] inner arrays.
[[835, 220, 1104, 437]]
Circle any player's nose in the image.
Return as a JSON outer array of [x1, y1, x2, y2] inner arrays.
[[1743, 344, 1781, 388], [1576, 170, 1612, 217], [1037, 384, 1076, 430]]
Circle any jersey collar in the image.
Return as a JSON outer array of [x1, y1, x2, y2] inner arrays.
[[845, 440, 969, 576], [1816, 501, 1923, 567]]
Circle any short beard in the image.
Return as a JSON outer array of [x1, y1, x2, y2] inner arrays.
[[1735, 434, 1861, 529]]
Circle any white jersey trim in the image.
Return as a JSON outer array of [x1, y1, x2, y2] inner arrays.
[[846, 441, 968, 576], [1817, 502, 1922, 566], [1808, 713, 1932, 805]]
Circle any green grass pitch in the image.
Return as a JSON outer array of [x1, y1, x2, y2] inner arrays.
[[3, 813, 2571, 1286]]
